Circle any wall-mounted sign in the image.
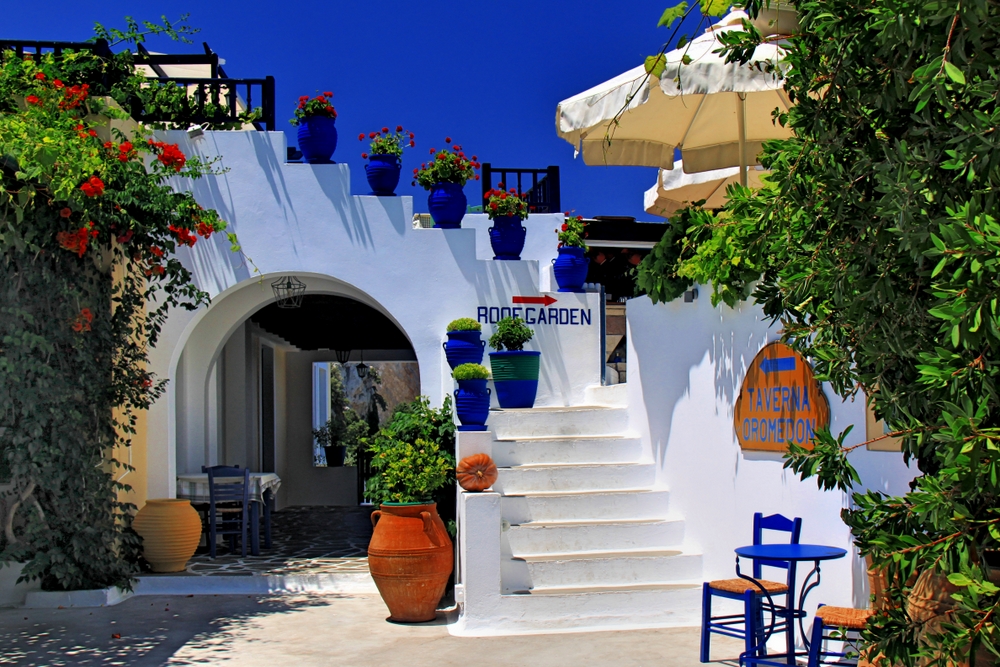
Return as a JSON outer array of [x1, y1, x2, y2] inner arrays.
[[476, 295, 594, 327], [734, 342, 830, 452]]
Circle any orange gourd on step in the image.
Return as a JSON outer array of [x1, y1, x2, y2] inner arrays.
[[456, 453, 498, 491]]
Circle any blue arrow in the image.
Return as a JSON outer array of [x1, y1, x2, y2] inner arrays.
[[760, 357, 796, 373]]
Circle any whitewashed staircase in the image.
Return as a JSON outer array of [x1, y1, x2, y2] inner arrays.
[[472, 385, 703, 631]]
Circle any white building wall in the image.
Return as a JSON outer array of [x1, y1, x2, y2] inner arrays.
[[627, 293, 916, 611]]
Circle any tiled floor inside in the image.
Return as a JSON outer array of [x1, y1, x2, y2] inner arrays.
[[168, 506, 374, 577]]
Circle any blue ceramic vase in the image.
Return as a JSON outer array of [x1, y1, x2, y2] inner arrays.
[[489, 216, 527, 260], [297, 116, 338, 164], [454, 379, 490, 431], [428, 182, 467, 228], [553, 246, 590, 292], [365, 154, 401, 195], [443, 330, 486, 369]]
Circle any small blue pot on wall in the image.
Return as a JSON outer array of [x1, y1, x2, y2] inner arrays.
[[428, 182, 467, 228], [455, 379, 490, 431], [489, 216, 527, 260], [443, 330, 486, 369], [365, 154, 401, 195], [298, 116, 338, 164], [553, 246, 590, 292]]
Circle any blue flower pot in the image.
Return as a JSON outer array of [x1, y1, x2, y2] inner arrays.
[[297, 116, 338, 164], [553, 246, 590, 293], [428, 182, 467, 229], [443, 330, 486, 369], [365, 154, 401, 195], [489, 216, 527, 260], [455, 379, 490, 431], [489, 350, 540, 409]]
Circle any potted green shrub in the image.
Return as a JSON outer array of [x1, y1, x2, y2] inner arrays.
[[443, 317, 485, 369], [453, 363, 491, 431], [488, 316, 540, 409], [365, 397, 455, 623]]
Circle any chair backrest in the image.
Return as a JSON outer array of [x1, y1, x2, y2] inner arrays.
[[752, 512, 803, 580], [206, 465, 249, 507], [202, 464, 239, 473]]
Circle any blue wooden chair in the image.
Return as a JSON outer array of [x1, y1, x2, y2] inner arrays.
[[700, 512, 803, 664], [205, 465, 250, 558]]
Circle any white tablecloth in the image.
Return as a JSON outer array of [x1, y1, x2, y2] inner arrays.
[[176, 472, 281, 505]]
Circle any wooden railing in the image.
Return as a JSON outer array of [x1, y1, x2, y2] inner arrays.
[[481, 164, 561, 214]]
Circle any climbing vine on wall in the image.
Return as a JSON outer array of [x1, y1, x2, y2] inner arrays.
[[0, 21, 242, 591]]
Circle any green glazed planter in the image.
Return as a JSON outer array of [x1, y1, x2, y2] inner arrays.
[[489, 351, 540, 380]]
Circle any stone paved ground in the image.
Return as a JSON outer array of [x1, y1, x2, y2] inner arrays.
[[0, 593, 744, 667], [177, 506, 374, 577]]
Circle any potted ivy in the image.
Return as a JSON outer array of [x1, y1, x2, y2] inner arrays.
[[290, 91, 338, 163], [553, 214, 590, 292], [453, 363, 491, 431], [412, 138, 480, 228], [484, 184, 529, 260], [359, 125, 415, 196], [488, 316, 540, 409], [443, 317, 485, 369], [366, 397, 455, 623]]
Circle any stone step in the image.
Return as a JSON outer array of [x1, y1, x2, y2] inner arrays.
[[489, 406, 629, 439], [507, 550, 703, 591], [494, 463, 655, 495], [505, 518, 685, 555], [491, 436, 643, 466], [501, 489, 671, 523], [472, 583, 702, 633], [583, 383, 628, 407]]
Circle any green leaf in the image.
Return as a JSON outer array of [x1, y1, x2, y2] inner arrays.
[[682, 54, 693, 65], [657, 2, 689, 28], [943, 60, 966, 85], [700, 0, 728, 17], [645, 54, 667, 78]]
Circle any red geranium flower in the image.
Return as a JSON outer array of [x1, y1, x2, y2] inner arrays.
[[382, 127, 389, 133], [396, 125, 403, 132], [445, 137, 452, 143], [59, 207, 72, 218], [25, 95, 39, 105], [361, 152, 368, 159], [409, 140, 415, 147], [359, 133, 365, 141], [34, 72, 45, 80], [323, 91, 333, 97], [53, 79, 63, 88]]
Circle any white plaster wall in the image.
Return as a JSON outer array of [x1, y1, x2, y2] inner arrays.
[[627, 293, 916, 612], [147, 130, 601, 500]]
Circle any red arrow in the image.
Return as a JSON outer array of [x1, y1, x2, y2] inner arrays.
[[513, 295, 557, 306]]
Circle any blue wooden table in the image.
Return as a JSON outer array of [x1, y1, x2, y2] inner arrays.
[[734, 543, 847, 666]]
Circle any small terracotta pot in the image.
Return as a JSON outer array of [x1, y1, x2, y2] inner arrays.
[[368, 502, 453, 622], [133, 499, 202, 573]]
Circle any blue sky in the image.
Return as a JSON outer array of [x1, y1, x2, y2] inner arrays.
[[6, 1, 697, 220]]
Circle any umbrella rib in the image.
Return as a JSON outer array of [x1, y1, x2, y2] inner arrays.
[[677, 94, 709, 150]]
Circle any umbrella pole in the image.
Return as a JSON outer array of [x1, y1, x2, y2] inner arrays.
[[737, 92, 748, 187]]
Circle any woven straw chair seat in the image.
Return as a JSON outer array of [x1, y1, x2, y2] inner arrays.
[[816, 605, 872, 630], [708, 578, 789, 595]]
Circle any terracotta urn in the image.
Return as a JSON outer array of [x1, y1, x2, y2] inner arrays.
[[133, 499, 202, 573], [368, 502, 453, 622]]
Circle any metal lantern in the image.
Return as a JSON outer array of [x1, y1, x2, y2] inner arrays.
[[335, 349, 351, 365], [271, 276, 306, 308], [356, 351, 369, 379]]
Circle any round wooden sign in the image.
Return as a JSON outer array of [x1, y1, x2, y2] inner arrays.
[[734, 342, 830, 452]]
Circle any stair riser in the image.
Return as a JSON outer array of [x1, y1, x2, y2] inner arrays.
[[502, 491, 671, 523], [492, 438, 643, 466], [490, 408, 629, 439], [583, 384, 628, 407], [524, 554, 703, 589], [506, 520, 684, 555], [495, 464, 654, 494]]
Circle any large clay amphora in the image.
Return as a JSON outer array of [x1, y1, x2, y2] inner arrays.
[[368, 502, 453, 622], [133, 499, 202, 573]]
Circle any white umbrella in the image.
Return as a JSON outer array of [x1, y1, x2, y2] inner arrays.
[[644, 161, 767, 218], [556, 11, 793, 185]]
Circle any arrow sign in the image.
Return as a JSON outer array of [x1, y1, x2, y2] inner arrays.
[[760, 357, 797, 373], [513, 295, 558, 306]]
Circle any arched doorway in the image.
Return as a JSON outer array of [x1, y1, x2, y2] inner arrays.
[[167, 273, 418, 508]]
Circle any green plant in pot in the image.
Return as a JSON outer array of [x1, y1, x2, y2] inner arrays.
[[452, 363, 491, 431], [443, 317, 485, 369], [488, 316, 540, 409], [364, 397, 456, 623]]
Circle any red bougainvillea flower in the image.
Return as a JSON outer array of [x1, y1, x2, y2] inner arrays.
[[196, 221, 214, 238], [88, 129, 97, 138], [56, 227, 90, 257], [53, 79, 63, 88], [25, 95, 40, 105], [71, 307, 94, 333], [80, 176, 105, 197], [59, 207, 72, 218], [169, 224, 197, 247], [150, 246, 164, 258], [34, 72, 45, 80], [116, 229, 134, 244]]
